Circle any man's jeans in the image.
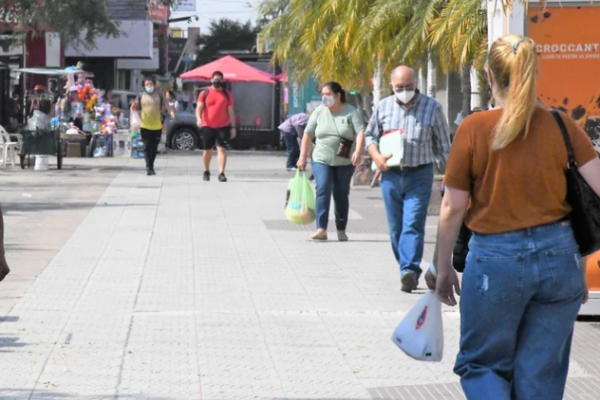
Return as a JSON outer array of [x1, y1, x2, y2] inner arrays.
[[312, 162, 355, 231], [456, 221, 584, 400], [281, 130, 300, 169], [380, 164, 433, 278]]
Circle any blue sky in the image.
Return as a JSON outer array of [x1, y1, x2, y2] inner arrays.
[[170, 0, 261, 32]]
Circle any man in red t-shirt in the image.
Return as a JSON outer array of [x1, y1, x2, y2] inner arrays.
[[196, 71, 236, 182]]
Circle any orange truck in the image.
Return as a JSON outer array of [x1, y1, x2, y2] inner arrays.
[[582, 255, 600, 315], [525, 2, 600, 315], [528, 5, 600, 314]]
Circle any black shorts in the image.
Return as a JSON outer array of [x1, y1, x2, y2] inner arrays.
[[202, 126, 230, 150]]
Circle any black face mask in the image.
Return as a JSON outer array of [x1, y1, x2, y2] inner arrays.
[[213, 80, 223, 88]]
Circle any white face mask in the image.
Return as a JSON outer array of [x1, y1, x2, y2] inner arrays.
[[395, 90, 415, 104], [322, 95, 336, 107]]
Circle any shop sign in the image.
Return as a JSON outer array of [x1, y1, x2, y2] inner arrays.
[[529, 6, 600, 140], [148, 1, 168, 25], [172, 0, 195, 12], [0, 1, 43, 30], [0, 6, 23, 29]]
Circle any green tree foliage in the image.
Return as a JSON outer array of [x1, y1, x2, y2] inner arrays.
[[195, 19, 260, 67]]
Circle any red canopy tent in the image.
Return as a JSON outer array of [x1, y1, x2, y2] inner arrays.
[[274, 72, 287, 82], [180, 56, 275, 84]]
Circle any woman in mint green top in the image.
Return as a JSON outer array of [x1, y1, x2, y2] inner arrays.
[[298, 82, 366, 241]]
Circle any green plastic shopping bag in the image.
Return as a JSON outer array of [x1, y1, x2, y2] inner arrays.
[[285, 170, 316, 225]]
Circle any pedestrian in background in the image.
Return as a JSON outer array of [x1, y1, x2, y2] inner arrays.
[[0, 203, 9, 282], [166, 90, 181, 112], [196, 71, 237, 182], [298, 82, 365, 242], [366, 66, 451, 293], [279, 113, 309, 171], [428, 35, 600, 400], [132, 76, 175, 176]]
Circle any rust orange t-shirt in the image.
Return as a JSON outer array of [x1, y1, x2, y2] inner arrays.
[[444, 107, 597, 234]]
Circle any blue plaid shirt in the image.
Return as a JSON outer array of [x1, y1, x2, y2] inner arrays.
[[365, 93, 451, 167]]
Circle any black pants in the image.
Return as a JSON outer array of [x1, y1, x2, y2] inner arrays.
[[141, 128, 161, 169]]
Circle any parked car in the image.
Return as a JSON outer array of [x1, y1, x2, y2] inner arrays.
[[112, 90, 201, 151], [165, 110, 202, 151]]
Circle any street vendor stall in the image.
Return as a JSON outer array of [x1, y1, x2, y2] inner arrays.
[[13, 67, 98, 169], [11, 66, 132, 168]]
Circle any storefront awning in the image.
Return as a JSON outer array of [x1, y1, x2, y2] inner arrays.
[[14, 67, 92, 76]]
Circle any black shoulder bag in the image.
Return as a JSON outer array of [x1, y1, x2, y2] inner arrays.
[[328, 110, 354, 159], [440, 185, 472, 273], [550, 109, 600, 256]]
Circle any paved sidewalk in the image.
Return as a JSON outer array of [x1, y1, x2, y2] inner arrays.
[[0, 152, 599, 400], [0, 159, 127, 316]]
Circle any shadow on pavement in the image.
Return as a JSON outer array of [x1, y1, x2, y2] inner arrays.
[[0, 390, 363, 400], [2, 202, 154, 214], [0, 334, 26, 352], [0, 316, 26, 352], [3, 244, 47, 252], [0, 181, 110, 189]]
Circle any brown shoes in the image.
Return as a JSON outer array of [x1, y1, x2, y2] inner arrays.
[[311, 230, 328, 241], [401, 272, 418, 293], [310, 230, 349, 242]]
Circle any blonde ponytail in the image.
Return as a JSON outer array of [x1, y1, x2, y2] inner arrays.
[[488, 35, 538, 150]]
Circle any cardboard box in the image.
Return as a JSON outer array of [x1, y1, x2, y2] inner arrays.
[[113, 132, 132, 158]]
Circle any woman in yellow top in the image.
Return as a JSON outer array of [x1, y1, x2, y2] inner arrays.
[[428, 35, 600, 399], [132, 77, 175, 176]]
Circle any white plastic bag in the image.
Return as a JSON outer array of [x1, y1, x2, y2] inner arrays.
[[130, 108, 142, 131], [158, 130, 167, 153], [28, 110, 50, 132], [391, 290, 444, 362]]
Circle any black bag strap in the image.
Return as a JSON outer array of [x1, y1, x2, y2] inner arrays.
[[327, 109, 342, 138], [550, 109, 577, 169]]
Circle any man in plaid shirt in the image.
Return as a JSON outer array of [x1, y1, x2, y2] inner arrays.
[[366, 66, 451, 293]]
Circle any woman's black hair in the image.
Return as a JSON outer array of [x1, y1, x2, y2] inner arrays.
[[323, 81, 347, 103], [167, 90, 176, 99], [143, 76, 156, 85]]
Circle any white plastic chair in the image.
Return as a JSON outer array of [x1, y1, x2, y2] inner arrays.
[[0, 126, 21, 168]]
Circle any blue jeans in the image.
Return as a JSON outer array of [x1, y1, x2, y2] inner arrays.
[[380, 164, 433, 278], [281, 130, 300, 169], [455, 220, 584, 400], [312, 161, 355, 231]]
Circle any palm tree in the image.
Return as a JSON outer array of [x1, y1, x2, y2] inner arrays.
[[428, 0, 488, 115], [257, 0, 291, 20], [260, 0, 549, 116], [259, 0, 381, 116]]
